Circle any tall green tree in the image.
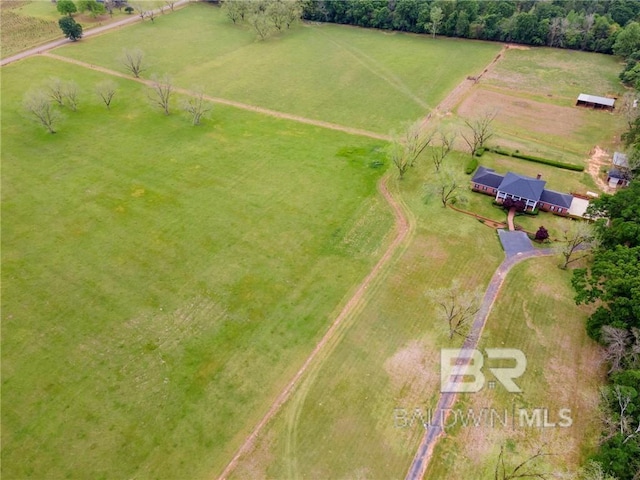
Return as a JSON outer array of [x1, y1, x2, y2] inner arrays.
[[56, 0, 77, 16], [427, 6, 443, 38], [587, 182, 640, 248], [614, 21, 640, 58], [58, 16, 83, 41]]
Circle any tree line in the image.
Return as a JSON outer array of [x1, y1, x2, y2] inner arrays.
[[572, 184, 640, 480], [300, 0, 640, 53]]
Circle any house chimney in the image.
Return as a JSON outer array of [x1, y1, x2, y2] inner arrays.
[[536, 173, 542, 180]]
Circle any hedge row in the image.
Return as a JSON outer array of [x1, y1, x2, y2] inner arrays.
[[486, 147, 585, 172], [465, 156, 479, 174]]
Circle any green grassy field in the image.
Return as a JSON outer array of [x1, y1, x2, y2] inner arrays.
[[228, 156, 506, 478], [1, 5, 615, 479], [484, 47, 625, 102], [229, 151, 600, 478], [450, 46, 627, 166], [52, 2, 502, 134], [1, 56, 394, 479], [425, 257, 604, 479]]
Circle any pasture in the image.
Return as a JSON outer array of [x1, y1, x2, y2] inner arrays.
[[1, 55, 393, 479], [452, 47, 627, 166], [1, 3, 621, 479], [52, 2, 502, 134]]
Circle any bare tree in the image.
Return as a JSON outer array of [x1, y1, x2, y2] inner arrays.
[[547, 17, 569, 48], [165, 0, 176, 11], [223, 0, 250, 24], [388, 141, 409, 180], [461, 110, 498, 156], [63, 81, 79, 111], [95, 79, 117, 109], [23, 90, 62, 134], [48, 77, 66, 106], [556, 221, 595, 269], [147, 9, 156, 23], [266, 0, 288, 31], [620, 91, 640, 129], [135, 5, 145, 20], [120, 48, 146, 78], [494, 444, 553, 480], [602, 326, 633, 374], [405, 120, 433, 167], [182, 89, 211, 125], [249, 9, 272, 40], [150, 74, 173, 115], [283, 0, 302, 28], [388, 120, 432, 179], [426, 280, 481, 340], [430, 130, 456, 172], [601, 383, 640, 446], [432, 167, 466, 207], [575, 460, 618, 480]]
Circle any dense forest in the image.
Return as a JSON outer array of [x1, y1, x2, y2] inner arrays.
[[573, 185, 640, 480], [301, 0, 640, 53]]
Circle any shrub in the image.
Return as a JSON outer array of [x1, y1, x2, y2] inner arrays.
[[125, 6, 134, 13], [535, 226, 549, 241], [464, 156, 478, 174], [486, 147, 584, 172], [474, 147, 485, 157]]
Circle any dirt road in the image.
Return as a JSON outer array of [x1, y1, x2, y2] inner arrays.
[[217, 175, 411, 479], [0, 0, 191, 67]]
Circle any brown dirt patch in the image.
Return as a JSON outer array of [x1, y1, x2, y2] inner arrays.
[[586, 146, 615, 194], [384, 340, 439, 404], [457, 89, 583, 138]]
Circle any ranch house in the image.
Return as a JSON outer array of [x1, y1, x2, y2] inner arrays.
[[471, 166, 574, 216]]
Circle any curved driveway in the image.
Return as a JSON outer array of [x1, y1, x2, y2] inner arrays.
[[405, 242, 554, 480]]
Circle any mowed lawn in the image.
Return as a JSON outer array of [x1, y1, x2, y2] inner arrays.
[[425, 257, 604, 479], [52, 2, 502, 134], [230, 157, 506, 478], [1, 56, 394, 479], [230, 149, 603, 477]]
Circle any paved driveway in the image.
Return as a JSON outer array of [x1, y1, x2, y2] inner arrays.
[[497, 229, 534, 257]]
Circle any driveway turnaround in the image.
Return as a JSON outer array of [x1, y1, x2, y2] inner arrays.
[[497, 229, 535, 257]]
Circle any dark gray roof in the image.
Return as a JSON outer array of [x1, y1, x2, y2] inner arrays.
[[540, 189, 573, 209], [608, 168, 632, 180], [471, 166, 504, 188], [498, 172, 546, 201], [577, 93, 615, 107]]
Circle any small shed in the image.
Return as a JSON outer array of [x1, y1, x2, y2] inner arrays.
[[576, 93, 615, 110], [607, 168, 632, 188], [613, 152, 629, 169]]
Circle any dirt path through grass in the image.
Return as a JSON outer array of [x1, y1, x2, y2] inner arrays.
[[39, 52, 391, 141], [420, 45, 508, 129], [587, 146, 614, 193], [0, 0, 191, 66], [217, 175, 412, 479]]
